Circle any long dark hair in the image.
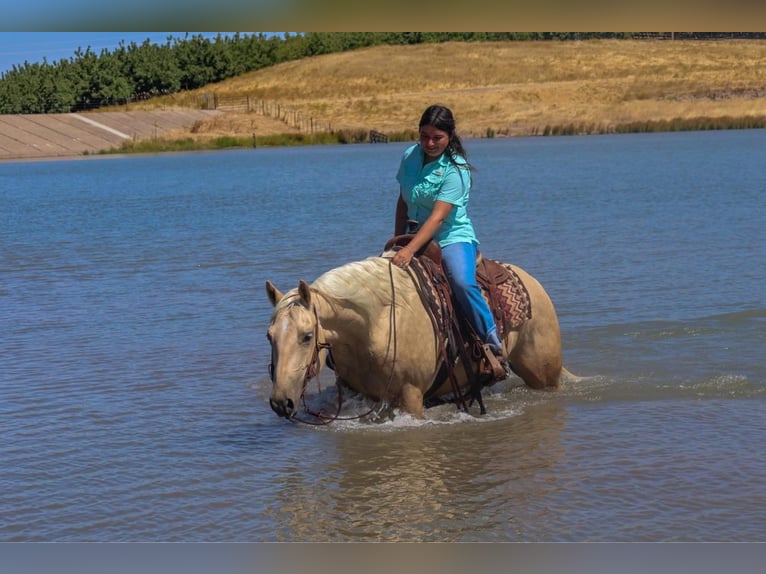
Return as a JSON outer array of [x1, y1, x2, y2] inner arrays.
[[418, 104, 473, 170]]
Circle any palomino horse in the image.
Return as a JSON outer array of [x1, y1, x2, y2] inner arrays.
[[265, 254, 564, 419]]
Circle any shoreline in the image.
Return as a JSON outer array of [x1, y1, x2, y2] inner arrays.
[[3, 119, 765, 164]]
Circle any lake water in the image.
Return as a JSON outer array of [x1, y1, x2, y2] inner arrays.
[[1, 130, 764, 542]]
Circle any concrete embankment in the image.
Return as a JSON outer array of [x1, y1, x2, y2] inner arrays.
[[0, 109, 221, 161]]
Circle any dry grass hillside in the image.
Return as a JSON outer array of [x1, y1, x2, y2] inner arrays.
[[138, 39, 766, 140]]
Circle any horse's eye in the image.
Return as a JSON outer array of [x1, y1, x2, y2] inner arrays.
[[301, 332, 314, 344]]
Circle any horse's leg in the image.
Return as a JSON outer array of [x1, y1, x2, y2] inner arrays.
[[506, 322, 562, 390], [510, 355, 561, 389], [504, 266, 563, 390], [509, 338, 562, 390], [399, 383, 424, 418]]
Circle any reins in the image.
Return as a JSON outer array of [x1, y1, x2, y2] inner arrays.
[[290, 304, 338, 426], [274, 254, 487, 425], [290, 269, 400, 426]]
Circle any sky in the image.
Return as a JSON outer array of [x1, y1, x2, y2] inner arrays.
[[0, 32, 237, 75]]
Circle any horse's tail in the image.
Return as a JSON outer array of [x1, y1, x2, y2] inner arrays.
[[560, 366, 582, 383]]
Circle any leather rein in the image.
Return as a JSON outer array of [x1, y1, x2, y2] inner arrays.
[[283, 274, 399, 426], [270, 252, 487, 424]]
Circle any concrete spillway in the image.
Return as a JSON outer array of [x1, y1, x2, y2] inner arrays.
[[0, 109, 221, 161]]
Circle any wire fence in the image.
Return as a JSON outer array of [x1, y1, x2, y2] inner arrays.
[[191, 93, 334, 133]]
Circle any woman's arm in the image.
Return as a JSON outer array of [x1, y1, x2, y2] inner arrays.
[[391, 200, 453, 268], [394, 194, 409, 236]]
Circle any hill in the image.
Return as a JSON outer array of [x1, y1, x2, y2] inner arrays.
[[133, 39, 766, 142]]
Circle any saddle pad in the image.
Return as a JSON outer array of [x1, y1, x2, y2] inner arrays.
[[478, 261, 532, 335], [410, 256, 532, 339]]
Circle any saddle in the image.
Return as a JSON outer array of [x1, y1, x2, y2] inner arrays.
[[383, 234, 533, 412], [384, 234, 443, 266]]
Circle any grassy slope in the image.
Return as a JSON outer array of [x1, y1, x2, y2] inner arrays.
[[136, 39, 766, 141]]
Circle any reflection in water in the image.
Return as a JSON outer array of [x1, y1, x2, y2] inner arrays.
[[266, 400, 568, 541]]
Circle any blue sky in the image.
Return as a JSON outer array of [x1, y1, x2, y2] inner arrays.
[[0, 32, 237, 75]]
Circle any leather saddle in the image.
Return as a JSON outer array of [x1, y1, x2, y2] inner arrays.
[[384, 234, 442, 266], [383, 234, 510, 387]]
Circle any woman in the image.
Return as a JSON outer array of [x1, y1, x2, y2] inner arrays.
[[392, 104, 503, 355]]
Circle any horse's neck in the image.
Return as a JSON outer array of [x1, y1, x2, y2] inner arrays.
[[311, 257, 426, 353], [313, 290, 369, 346]]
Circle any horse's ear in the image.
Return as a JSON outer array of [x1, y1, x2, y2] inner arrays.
[[265, 280, 284, 307], [298, 280, 312, 307]]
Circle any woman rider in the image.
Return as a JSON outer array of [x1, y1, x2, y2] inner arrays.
[[391, 104, 504, 356]]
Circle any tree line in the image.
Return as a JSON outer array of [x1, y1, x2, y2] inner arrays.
[[2, 32, 765, 114]]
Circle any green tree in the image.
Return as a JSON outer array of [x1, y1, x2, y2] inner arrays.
[[122, 38, 181, 97], [63, 47, 130, 110], [174, 34, 216, 90]]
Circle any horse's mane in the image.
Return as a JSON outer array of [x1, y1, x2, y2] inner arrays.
[[312, 256, 403, 309]]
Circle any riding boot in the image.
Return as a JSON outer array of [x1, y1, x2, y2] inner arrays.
[[485, 329, 504, 356], [480, 343, 507, 382], [483, 330, 508, 382]]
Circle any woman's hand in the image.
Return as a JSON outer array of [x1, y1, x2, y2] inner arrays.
[[391, 245, 415, 269], [390, 201, 452, 269]]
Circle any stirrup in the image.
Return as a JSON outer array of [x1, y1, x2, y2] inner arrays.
[[481, 344, 507, 382]]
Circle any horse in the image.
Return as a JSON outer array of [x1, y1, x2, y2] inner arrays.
[[265, 253, 565, 420]]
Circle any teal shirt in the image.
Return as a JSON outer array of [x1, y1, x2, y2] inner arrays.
[[396, 143, 478, 247]]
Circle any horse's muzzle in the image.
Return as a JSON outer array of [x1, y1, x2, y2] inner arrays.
[[269, 397, 295, 418]]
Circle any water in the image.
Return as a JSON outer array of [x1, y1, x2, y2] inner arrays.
[[1, 131, 764, 541]]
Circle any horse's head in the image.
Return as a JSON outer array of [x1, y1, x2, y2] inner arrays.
[[265, 279, 323, 419]]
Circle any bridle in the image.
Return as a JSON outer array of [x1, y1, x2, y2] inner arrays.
[[301, 304, 331, 396], [269, 265, 400, 426], [268, 302, 330, 419]]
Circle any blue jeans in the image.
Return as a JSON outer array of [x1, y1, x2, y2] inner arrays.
[[441, 242, 499, 345]]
